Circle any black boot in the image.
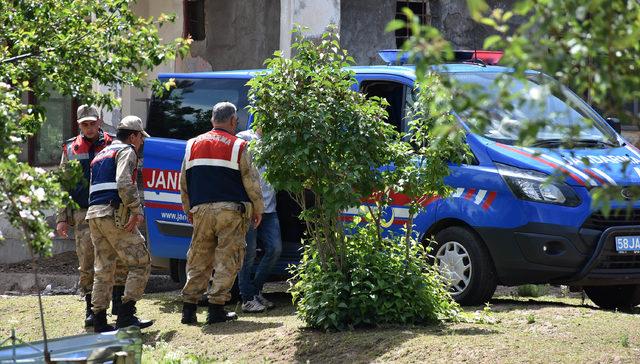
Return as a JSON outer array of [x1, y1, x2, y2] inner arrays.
[[206, 304, 238, 324], [93, 310, 115, 333], [84, 294, 95, 327], [181, 302, 198, 325], [115, 300, 154, 330], [111, 285, 125, 315]]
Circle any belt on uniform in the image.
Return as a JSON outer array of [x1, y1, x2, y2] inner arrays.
[[232, 203, 246, 213], [213, 202, 246, 213]]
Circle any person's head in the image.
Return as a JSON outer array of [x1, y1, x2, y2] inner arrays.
[[116, 115, 150, 153], [211, 102, 238, 132], [76, 104, 102, 140]]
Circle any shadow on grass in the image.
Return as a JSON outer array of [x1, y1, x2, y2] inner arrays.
[[200, 320, 283, 335], [149, 291, 295, 316], [292, 322, 497, 362], [485, 296, 598, 313]]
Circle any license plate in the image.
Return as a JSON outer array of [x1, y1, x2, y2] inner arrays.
[[615, 236, 640, 253]]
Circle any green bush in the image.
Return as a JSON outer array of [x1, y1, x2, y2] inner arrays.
[[516, 284, 549, 298], [290, 223, 460, 331]]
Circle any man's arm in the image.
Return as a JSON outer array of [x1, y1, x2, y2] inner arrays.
[[115, 146, 144, 231], [115, 147, 143, 213], [239, 148, 264, 227], [179, 157, 192, 222]]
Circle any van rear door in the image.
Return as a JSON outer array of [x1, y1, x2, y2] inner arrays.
[[143, 75, 251, 259]]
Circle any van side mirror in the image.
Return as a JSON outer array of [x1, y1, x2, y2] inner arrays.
[[606, 117, 621, 134]]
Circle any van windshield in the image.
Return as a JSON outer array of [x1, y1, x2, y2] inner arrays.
[[147, 78, 250, 140], [452, 72, 619, 147]]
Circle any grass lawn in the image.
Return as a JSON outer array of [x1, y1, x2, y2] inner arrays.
[[1, 290, 639, 363]]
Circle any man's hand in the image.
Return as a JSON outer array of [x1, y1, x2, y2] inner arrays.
[[252, 213, 262, 229], [56, 222, 69, 238], [124, 213, 144, 232]]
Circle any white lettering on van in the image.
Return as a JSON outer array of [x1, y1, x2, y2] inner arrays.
[[563, 155, 640, 166]]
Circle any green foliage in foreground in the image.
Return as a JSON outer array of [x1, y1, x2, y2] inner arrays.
[[0, 0, 190, 255], [291, 223, 460, 331], [250, 28, 463, 330]]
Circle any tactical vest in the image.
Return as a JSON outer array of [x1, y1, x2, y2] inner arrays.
[[185, 128, 250, 208], [88, 143, 134, 206], [62, 131, 113, 208]]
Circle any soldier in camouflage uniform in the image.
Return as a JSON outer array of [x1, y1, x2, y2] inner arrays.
[[56, 104, 128, 327], [180, 102, 264, 325], [87, 115, 153, 333]]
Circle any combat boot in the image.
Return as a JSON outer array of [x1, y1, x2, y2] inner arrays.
[[84, 294, 94, 327], [115, 300, 154, 330], [111, 285, 125, 315], [93, 310, 115, 333], [206, 304, 238, 324], [181, 302, 198, 325]]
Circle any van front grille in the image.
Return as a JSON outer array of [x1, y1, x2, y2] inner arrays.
[[582, 210, 640, 231]]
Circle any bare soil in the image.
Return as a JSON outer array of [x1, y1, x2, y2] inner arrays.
[[0, 251, 79, 275]]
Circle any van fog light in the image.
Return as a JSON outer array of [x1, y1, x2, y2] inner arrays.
[[543, 241, 565, 256]]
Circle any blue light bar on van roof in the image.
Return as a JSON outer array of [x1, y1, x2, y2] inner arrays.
[[377, 49, 504, 66], [378, 50, 410, 65]]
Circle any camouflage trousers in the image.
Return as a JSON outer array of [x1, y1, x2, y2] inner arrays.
[[70, 209, 127, 295], [88, 215, 150, 312], [181, 203, 249, 305]]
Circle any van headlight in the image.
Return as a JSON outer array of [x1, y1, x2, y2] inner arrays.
[[496, 163, 581, 206]]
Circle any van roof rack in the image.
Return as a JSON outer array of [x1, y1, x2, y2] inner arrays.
[[377, 49, 503, 66]]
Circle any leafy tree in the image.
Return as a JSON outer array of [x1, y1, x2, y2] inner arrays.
[[465, 0, 640, 210], [0, 0, 189, 355], [248, 28, 402, 271], [0, 0, 190, 255], [249, 28, 462, 330]]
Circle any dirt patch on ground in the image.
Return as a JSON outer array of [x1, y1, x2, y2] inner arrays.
[[0, 251, 79, 275]]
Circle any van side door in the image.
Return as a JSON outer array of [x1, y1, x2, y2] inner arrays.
[[348, 74, 438, 238]]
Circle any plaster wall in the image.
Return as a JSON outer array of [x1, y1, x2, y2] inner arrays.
[[118, 0, 186, 127], [280, 0, 340, 57], [340, 0, 396, 65], [189, 0, 280, 71]]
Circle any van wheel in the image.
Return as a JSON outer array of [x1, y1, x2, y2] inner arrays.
[[584, 285, 640, 310], [433, 227, 497, 306]]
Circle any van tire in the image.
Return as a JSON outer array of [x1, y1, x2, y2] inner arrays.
[[433, 227, 497, 306], [584, 285, 640, 310]]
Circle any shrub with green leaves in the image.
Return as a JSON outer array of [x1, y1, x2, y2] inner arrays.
[[250, 27, 463, 330], [290, 222, 460, 331], [517, 284, 549, 298]]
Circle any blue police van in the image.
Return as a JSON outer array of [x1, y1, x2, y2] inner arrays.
[[142, 51, 640, 308]]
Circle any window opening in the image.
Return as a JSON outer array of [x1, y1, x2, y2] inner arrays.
[[184, 0, 205, 41], [360, 80, 407, 133], [395, 1, 430, 48], [34, 91, 74, 166]]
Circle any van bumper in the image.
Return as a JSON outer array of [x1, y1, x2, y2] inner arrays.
[[476, 224, 640, 286]]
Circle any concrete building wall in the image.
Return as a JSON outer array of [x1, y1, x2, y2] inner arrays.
[[280, 0, 340, 57], [340, 0, 397, 65], [430, 0, 518, 49], [120, 0, 186, 127], [189, 0, 280, 71]]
